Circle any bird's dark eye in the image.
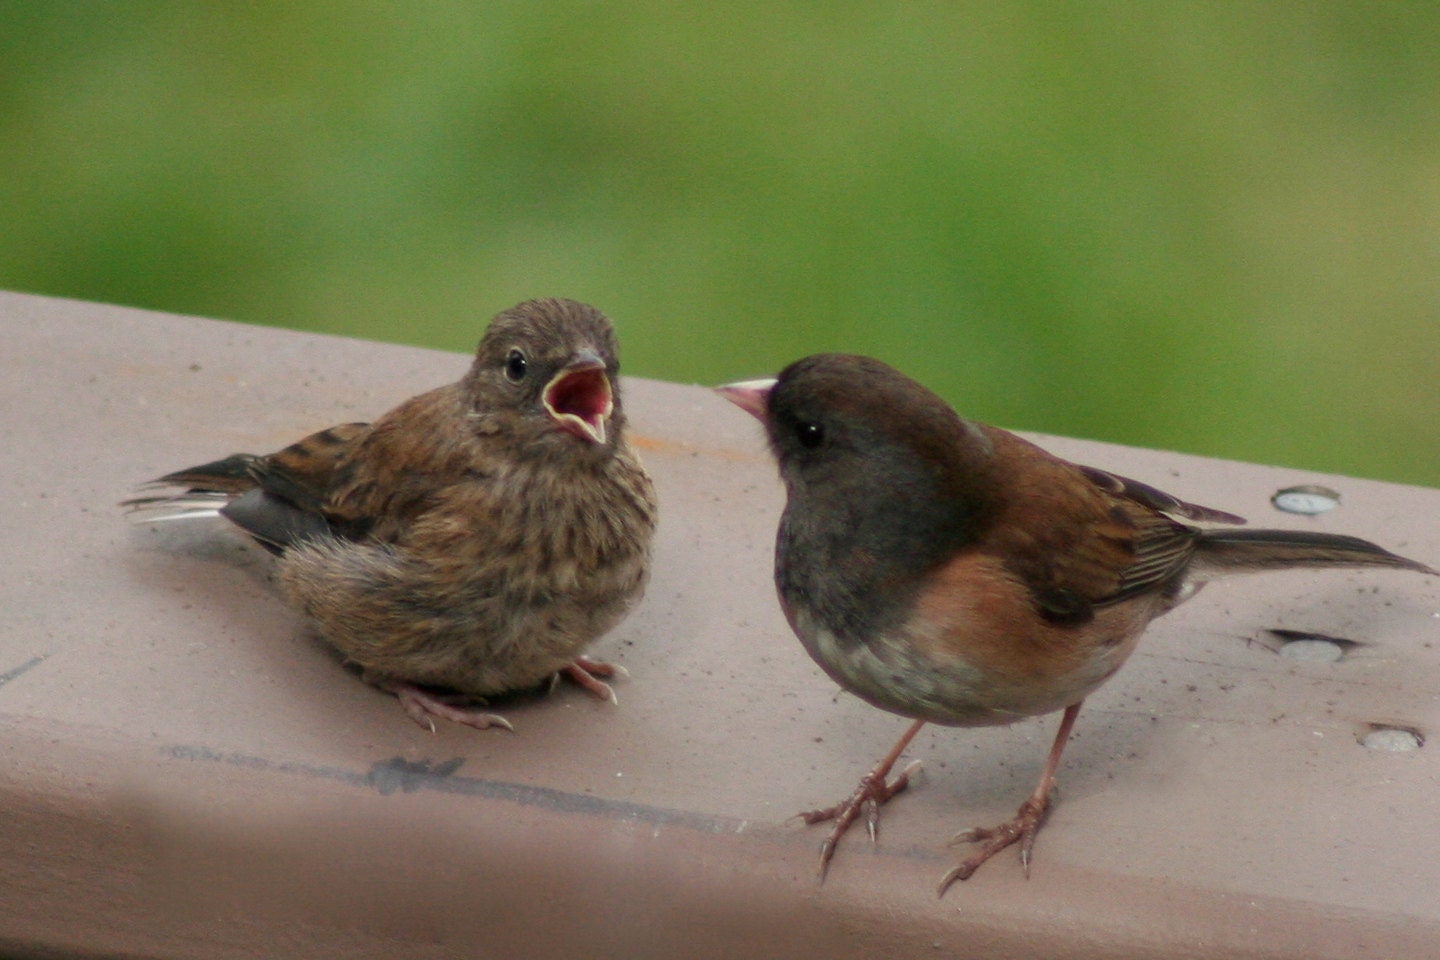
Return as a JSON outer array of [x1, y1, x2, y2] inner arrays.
[[797, 420, 825, 449], [504, 349, 528, 382]]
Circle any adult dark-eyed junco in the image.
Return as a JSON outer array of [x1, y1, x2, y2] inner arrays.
[[126, 298, 657, 732], [719, 353, 1434, 893]]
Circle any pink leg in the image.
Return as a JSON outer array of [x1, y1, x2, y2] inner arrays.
[[375, 679, 515, 734], [798, 718, 927, 882], [938, 700, 1083, 893], [559, 655, 628, 704]]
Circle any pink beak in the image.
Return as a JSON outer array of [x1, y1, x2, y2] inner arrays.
[[714, 378, 776, 422]]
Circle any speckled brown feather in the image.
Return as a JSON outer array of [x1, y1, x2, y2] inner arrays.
[[126, 299, 657, 729]]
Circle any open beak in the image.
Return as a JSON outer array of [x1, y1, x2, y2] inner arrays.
[[543, 350, 614, 444], [714, 377, 776, 422]]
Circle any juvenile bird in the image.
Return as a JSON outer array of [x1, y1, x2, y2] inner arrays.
[[718, 353, 1433, 893], [126, 298, 657, 732]]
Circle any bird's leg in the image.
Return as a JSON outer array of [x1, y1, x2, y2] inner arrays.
[[558, 655, 627, 704], [797, 718, 927, 882], [938, 700, 1082, 893], [372, 678, 515, 734]]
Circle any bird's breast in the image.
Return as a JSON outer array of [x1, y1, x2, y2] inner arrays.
[[783, 551, 1157, 728]]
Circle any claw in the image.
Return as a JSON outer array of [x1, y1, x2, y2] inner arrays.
[[375, 678, 516, 733], [558, 656, 626, 704], [936, 702, 1082, 895], [796, 720, 926, 883]]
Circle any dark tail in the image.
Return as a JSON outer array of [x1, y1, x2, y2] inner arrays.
[[1195, 528, 1436, 576], [150, 454, 263, 494], [119, 454, 261, 518]]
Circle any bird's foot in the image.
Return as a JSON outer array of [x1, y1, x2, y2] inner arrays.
[[797, 758, 923, 882], [938, 791, 1053, 893], [377, 679, 515, 734], [558, 656, 627, 704]]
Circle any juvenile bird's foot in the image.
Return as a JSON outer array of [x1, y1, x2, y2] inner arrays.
[[796, 718, 927, 882], [938, 791, 1053, 894], [558, 655, 627, 704], [377, 679, 515, 734]]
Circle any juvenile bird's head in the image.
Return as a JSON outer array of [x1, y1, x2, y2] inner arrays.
[[466, 298, 626, 455]]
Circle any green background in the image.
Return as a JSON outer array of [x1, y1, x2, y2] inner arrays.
[[4, 4, 1438, 485]]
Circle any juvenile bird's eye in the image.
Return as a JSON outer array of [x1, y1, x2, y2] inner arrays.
[[797, 420, 825, 449], [504, 349, 528, 382]]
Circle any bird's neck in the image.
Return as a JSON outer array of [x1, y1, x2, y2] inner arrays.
[[776, 452, 987, 649]]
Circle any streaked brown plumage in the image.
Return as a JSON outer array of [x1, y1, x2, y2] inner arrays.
[[719, 353, 1434, 892], [126, 298, 657, 732]]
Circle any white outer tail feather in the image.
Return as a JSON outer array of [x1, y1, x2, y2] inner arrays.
[[123, 490, 229, 524]]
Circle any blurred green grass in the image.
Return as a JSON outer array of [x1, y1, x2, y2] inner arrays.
[[2, 3, 1437, 485]]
